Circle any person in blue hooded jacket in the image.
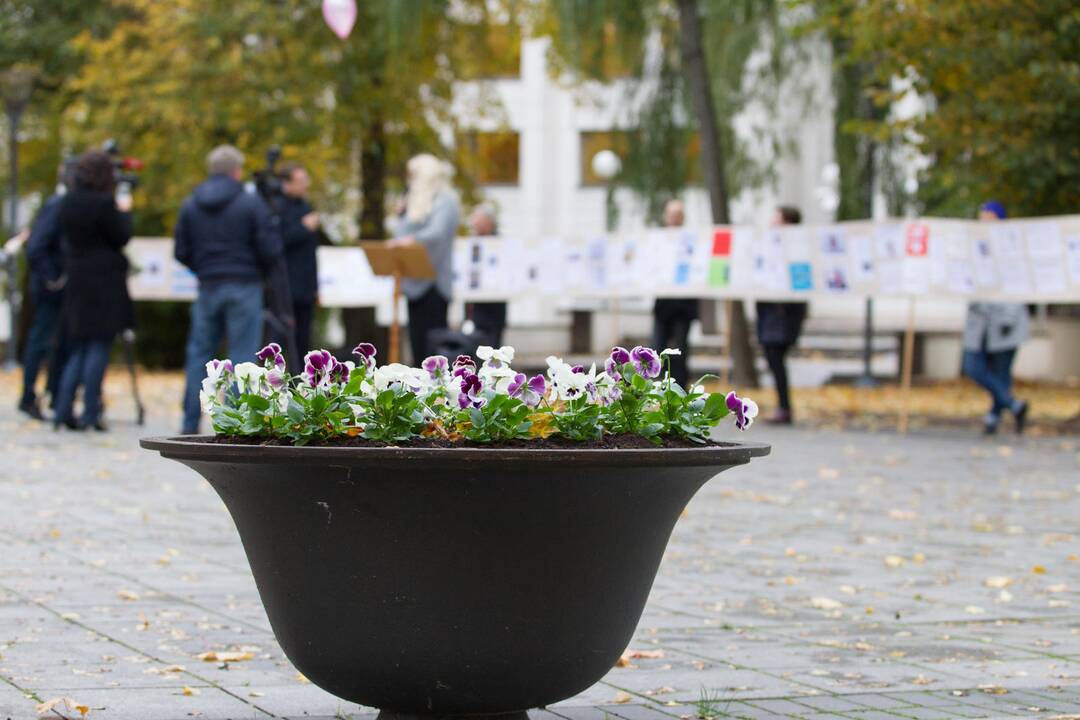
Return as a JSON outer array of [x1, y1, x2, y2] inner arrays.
[[174, 145, 283, 434]]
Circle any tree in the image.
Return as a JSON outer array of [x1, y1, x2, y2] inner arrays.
[[539, 0, 791, 386], [823, 0, 1080, 218]]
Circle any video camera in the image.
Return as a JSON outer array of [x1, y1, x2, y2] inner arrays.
[[252, 145, 284, 209], [102, 139, 143, 189]]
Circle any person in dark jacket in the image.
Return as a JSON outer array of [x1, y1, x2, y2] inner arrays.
[[53, 151, 134, 431], [652, 199, 698, 387], [175, 145, 283, 434], [756, 205, 807, 425], [19, 165, 73, 419], [276, 162, 320, 356]]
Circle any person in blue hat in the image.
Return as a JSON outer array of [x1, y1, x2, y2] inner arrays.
[[961, 201, 1030, 434]]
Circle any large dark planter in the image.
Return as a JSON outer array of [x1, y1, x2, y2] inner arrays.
[[141, 437, 770, 719]]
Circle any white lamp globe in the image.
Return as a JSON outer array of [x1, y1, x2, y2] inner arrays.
[[591, 149, 621, 180]]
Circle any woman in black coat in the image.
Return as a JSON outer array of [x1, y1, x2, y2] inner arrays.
[[53, 151, 133, 430], [756, 206, 807, 424]]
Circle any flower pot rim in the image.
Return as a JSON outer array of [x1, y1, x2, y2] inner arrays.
[[141, 435, 771, 468]]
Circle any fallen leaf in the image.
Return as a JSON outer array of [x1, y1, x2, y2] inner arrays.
[[625, 649, 665, 659], [889, 509, 917, 520], [613, 692, 632, 704], [295, 672, 310, 684], [884, 555, 905, 568], [912, 674, 936, 685], [248, 691, 264, 698], [197, 651, 253, 663], [1047, 584, 1068, 593], [965, 605, 986, 615], [912, 552, 926, 564], [1033, 565, 1047, 574], [999, 590, 1014, 603], [810, 596, 843, 610], [36, 697, 90, 716], [181, 686, 200, 696], [116, 590, 140, 601], [985, 576, 1013, 589], [979, 684, 1008, 695]]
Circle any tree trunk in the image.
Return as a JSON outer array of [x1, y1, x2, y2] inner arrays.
[[344, 116, 390, 356], [676, 0, 758, 387]]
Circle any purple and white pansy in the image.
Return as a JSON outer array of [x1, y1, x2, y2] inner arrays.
[[725, 391, 759, 431]]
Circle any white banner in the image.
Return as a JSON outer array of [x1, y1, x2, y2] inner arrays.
[[126, 215, 1080, 306]]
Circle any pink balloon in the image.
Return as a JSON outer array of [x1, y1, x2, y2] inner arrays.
[[322, 0, 357, 40]]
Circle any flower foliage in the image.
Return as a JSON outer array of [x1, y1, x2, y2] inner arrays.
[[203, 343, 756, 446]]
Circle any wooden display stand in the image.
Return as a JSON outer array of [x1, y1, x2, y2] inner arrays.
[[360, 242, 436, 364]]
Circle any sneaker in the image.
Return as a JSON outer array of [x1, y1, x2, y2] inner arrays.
[[982, 421, 998, 436], [1013, 401, 1029, 435], [17, 399, 45, 421]]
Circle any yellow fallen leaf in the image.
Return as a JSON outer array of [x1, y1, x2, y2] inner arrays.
[[985, 576, 1012, 589], [116, 590, 140, 601], [613, 691, 632, 704], [296, 672, 310, 684], [912, 674, 936, 685], [181, 686, 199, 696], [912, 552, 926, 564], [49, 528, 62, 538], [1068, 554, 1078, 562], [248, 691, 264, 698], [36, 697, 88, 716], [627, 649, 664, 659], [1033, 565, 1047, 574], [884, 555, 905, 568], [865, 606, 875, 614], [198, 651, 253, 662]]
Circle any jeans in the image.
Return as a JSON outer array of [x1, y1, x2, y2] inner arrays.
[[763, 343, 792, 412], [54, 337, 113, 426], [20, 293, 63, 406], [182, 282, 264, 433], [963, 348, 1017, 420]]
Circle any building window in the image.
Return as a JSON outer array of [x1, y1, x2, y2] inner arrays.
[[457, 131, 520, 186]]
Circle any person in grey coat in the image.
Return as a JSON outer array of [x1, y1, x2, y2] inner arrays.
[[387, 154, 460, 362], [961, 201, 1030, 435]]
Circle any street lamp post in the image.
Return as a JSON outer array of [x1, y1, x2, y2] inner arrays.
[[1, 67, 36, 369], [589, 149, 622, 351]]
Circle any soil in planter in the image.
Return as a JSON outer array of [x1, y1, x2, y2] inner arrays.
[[200, 433, 725, 450]]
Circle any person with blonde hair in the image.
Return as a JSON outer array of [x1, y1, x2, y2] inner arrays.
[[388, 154, 461, 362]]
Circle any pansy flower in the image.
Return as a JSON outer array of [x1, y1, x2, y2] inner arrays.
[[477, 345, 515, 369], [452, 354, 477, 378], [256, 343, 285, 369], [352, 342, 377, 371], [605, 346, 631, 380], [630, 346, 661, 379], [725, 391, 759, 431], [303, 349, 336, 388], [457, 371, 486, 409], [507, 373, 546, 408], [422, 355, 449, 383]]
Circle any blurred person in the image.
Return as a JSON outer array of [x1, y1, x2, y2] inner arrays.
[[962, 200, 1030, 435], [756, 205, 807, 425], [53, 151, 134, 431], [387, 154, 460, 362], [19, 162, 73, 419], [651, 198, 697, 386], [277, 162, 321, 355], [175, 145, 283, 434], [464, 204, 506, 346]]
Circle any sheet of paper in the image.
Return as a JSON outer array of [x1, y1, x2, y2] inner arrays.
[[1025, 221, 1063, 260], [875, 223, 903, 260], [878, 260, 902, 294], [1031, 256, 1067, 294], [818, 226, 845, 256], [728, 227, 755, 290], [585, 236, 607, 291], [998, 257, 1032, 295], [1066, 235, 1080, 285], [946, 259, 975, 295], [972, 237, 997, 287], [850, 233, 874, 283], [990, 224, 1024, 258], [902, 258, 930, 294]]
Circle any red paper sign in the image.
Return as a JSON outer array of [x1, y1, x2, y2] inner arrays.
[[712, 229, 732, 256], [905, 223, 929, 256]]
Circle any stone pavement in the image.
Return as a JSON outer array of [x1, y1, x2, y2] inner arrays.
[[1, 374, 1079, 720]]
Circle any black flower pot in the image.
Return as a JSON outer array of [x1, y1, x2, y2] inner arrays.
[[141, 438, 770, 719]]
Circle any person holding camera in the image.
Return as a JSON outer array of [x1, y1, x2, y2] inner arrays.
[[52, 151, 134, 431], [276, 162, 321, 356], [175, 145, 283, 435]]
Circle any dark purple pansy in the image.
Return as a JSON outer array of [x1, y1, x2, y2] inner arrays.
[[630, 345, 661, 379], [457, 372, 485, 409], [452, 354, 477, 378], [570, 365, 585, 374], [256, 343, 285, 369], [329, 358, 349, 386], [422, 355, 449, 381], [352, 342, 377, 370], [725, 391, 758, 431], [304, 349, 335, 387], [605, 346, 631, 380]]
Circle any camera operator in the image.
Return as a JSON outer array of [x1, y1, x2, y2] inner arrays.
[[175, 145, 283, 435], [275, 162, 321, 356]]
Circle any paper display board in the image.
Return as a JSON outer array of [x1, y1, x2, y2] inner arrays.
[[124, 215, 1080, 307]]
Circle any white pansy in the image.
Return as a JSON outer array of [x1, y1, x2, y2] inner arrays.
[[373, 363, 429, 393], [477, 345, 515, 367], [234, 362, 267, 394], [660, 348, 682, 356]]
